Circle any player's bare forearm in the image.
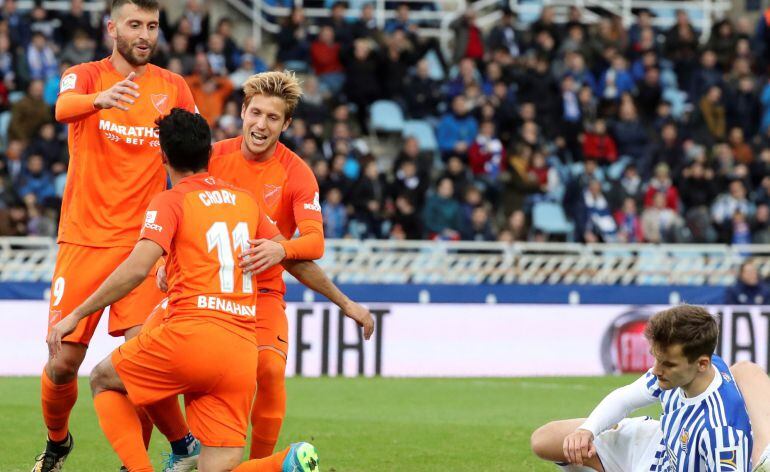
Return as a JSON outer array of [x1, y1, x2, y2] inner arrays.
[[281, 260, 375, 339], [71, 240, 163, 319], [55, 93, 100, 123], [282, 260, 350, 308]]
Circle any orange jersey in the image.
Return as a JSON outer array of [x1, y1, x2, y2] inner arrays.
[[56, 58, 196, 248], [139, 173, 279, 339], [209, 138, 323, 293]]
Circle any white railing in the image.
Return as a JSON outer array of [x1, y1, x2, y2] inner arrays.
[[2, 237, 769, 286], [18, 0, 105, 12]]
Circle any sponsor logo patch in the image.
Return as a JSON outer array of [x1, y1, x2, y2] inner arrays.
[[303, 192, 321, 212], [60, 73, 77, 93]]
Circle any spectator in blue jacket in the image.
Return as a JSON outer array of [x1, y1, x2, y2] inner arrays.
[[422, 177, 462, 240], [437, 95, 478, 159], [725, 259, 770, 304], [18, 154, 55, 204], [598, 55, 635, 102]]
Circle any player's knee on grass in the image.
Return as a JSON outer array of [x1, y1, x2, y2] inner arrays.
[[46, 342, 87, 383], [89, 357, 126, 396]]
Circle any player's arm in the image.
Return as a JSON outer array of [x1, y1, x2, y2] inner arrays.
[[240, 220, 325, 264], [55, 71, 140, 123], [700, 426, 750, 472], [280, 257, 375, 340], [46, 239, 164, 357], [563, 372, 658, 465], [238, 216, 374, 339]]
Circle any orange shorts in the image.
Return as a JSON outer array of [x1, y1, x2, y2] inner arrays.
[[47, 243, 164, 345], [256, 289, 288, 357], [113, 317, 258, 447]]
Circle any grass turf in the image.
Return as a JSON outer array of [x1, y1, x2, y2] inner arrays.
[[0, 376, 661, 471]]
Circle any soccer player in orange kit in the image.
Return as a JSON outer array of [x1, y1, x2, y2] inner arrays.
[[34, 1, 198, 470], [153, 70, 375, 459], [48, 108, 319, 472]]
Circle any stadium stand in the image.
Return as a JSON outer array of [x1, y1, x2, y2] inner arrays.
[[0, 0, 768, 253]]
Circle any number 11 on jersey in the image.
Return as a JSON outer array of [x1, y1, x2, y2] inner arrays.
[[206, 221, 253, 294]]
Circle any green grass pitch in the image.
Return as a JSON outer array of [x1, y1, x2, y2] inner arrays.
[[1, 375, 661, 471]]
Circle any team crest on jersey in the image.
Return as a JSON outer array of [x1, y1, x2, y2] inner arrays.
[[60, 73, 77, 93], [151, 94, 169, 114], [722, 372, 732, 383], [263, 184, 282, 207], [679, 429, 689, 453], [717, 447, 739, 471], [204, 177, 216, 185]]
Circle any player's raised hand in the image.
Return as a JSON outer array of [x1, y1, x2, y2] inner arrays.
[[342, 301, 375, 340], [240, 239, 287, 275], [46, 314, 80, 359], [94, 71, 140, 111], [562, 428, 595, 465], [156, 264, 168, 292]]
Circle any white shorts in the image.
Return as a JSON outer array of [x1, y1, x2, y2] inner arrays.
[[594, 416, 662, 472]]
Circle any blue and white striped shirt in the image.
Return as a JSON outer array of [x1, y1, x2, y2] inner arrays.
[[644, 355, 753, 472]]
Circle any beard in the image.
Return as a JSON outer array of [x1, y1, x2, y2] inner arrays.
[[115, 34, 156, 66]]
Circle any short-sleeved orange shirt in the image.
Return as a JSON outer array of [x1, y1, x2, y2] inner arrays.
[[139, 173, 279, 340], [57, 58, 196, 248], [209, 138, 323, 293]]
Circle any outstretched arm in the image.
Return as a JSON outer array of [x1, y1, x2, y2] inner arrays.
[[281, 258, 374, 340]]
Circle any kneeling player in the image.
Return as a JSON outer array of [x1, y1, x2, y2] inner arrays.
[[531, 305, 752, 471], [47, 109, 318, 472]]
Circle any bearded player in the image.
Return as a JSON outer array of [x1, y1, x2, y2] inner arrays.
[[34, 1, 199, 470]]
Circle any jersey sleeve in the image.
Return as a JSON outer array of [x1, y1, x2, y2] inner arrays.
[[139, 191, 183, 254], [255, 209, 281, 240], [55, 64, 99, 123], [639, 369, 665, 400], [58, 63, 96, 96], [286, 161, 324, 224], [699, 426, 751, 472], [579, 372, 659, 437]]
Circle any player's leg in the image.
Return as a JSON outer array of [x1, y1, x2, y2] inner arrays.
[[90, 354, 154, 472], [112, 277, 200, 464], [731, 361, 770, 469], [197, 446, 244, 472], [531, 418, 604, 471], [233, 443, 319, 472], [35, 244, 112, 471], [250, 293, 289, 459]]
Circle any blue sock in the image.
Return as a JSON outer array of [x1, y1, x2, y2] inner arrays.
[[170, 432, 195, 456]]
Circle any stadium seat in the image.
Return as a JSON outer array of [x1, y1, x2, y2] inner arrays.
[[425, 50, 445, 81], [369, 100, 405, 134], [532, 201, 574, 238], [0, 111, 10, 151], [403, 120, 438, 152]]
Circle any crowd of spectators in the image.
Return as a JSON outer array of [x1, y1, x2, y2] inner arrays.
[[3, 0, 770, 245]]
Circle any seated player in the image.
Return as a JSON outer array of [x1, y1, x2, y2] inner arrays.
[[530, 304, 752, 471], [47, 108, 318, 472]]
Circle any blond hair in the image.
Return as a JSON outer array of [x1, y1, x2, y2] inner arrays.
[[242, 70, 303, 119]]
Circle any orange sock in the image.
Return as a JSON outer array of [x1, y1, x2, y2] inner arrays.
[[135, 407, 153, 450], [250, 350, 286, 459], [144, 396, 189, 442], [41, 369, 78, 442], [233, 447, 290, 471], [93, 391, 153, 472]]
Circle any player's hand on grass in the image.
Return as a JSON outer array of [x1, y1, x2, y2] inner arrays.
[[156, 265, 168, 292], [343, 301, 375, 340], [563, 428, 595, 466], [94, 71, 140, 111], [240, 239, 287, 275], [47, 314, 80, 358]]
